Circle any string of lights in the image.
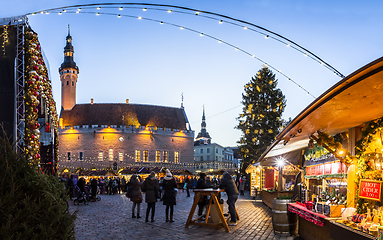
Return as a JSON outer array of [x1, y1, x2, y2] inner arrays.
[[26, 3, 345, 79], [29, 9, 316, 98]]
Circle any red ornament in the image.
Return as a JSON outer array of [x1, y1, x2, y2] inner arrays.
[[33, 65, 38, 70]]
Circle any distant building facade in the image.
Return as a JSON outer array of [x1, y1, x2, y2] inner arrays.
[[193, 107, 235, 173], [58, 29, 194, 173]]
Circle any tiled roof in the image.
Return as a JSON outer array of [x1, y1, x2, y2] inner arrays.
[[60, 103, 189, 130]]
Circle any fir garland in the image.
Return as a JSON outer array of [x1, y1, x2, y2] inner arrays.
[[304, 173, 347, 179]]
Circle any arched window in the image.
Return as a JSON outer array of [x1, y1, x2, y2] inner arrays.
[[66, 81, 69, 85]]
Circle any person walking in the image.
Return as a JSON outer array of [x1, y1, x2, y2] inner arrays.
[[239, 176, 246, 195], [90, 178, 98, 202], [219, 172, 239, 226], [142, 171, 160, 222], [185, 176, 192, 197], [128, 174, 143, 218], [162, 169, 177, 222], [196, 172, 208, 216]]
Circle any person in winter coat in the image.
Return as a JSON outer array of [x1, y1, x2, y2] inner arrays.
[[142, 171, 160, 222], [128, 174, 143, 218], [219, 172, 239, 225], [239, 176, 246, 195], [185, 176, 192, 197], [195, 172, 208, 216], [90, 178, 98, 202], [162, 169, 177, 222]]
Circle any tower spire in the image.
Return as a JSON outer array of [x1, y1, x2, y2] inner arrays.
[[196, 105, 211, 144], [59, 26, 79, 111]]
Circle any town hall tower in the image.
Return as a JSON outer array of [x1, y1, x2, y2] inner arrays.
[[59, 25, 79, 110]]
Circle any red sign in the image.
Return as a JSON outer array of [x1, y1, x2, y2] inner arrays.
[[359, 180, 382, 201]]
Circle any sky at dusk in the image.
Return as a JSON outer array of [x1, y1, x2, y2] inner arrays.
[[1, 0, 382, 147]]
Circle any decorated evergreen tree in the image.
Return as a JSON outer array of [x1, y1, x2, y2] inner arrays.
[[236, 66, 286, 173]]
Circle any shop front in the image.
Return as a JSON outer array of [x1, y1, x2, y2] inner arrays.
[[247, 149, 302, 208], [254, 57, 383, 239]]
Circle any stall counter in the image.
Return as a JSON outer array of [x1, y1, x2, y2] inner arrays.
[[261, 190, 293, 208]]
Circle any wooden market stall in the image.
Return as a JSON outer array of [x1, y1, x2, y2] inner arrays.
[[247, 149, 302, 208], [256, 56, 383, 240]]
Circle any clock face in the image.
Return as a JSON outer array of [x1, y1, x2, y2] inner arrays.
[[119, 137, 124, 142]]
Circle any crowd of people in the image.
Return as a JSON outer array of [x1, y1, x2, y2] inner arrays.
[[65, 171, 249, 225]]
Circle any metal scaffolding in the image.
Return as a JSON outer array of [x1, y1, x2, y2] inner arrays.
[[4, 15, 28, 153]]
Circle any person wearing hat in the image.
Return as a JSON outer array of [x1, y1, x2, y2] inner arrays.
[[127, 174, 143, 218], [162, 169, 177, 222], [219, 172, 239, 226], [195, 172, 208, 216], [142, 171, 160, 222]]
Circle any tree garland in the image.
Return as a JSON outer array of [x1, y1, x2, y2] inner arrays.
[[355, 117, 383, 156], [24, 28, 59, 172], [313, 131, 354, 166], [354, 117, 383, 213], [304, 173, 347, 179]]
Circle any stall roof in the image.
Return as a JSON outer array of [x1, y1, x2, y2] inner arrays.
[[259, 56, 383, 162]]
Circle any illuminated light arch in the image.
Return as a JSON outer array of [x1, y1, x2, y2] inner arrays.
[[27, 3, 345, 79], [27, 9, 316, 98]]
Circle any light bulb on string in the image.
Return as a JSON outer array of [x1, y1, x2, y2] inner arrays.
[[143, 8, 147, 11], [97, 7, 101, 10], [117, 14, 121, 18], [119, 7, 123, 10], [138, 16, 142, 19]]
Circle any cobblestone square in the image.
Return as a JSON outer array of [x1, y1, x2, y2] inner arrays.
[[70, 191, 297, 240]]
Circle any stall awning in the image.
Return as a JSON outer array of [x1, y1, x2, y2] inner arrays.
[[258, 56, 383, 162], [261, 148, 303, 167]]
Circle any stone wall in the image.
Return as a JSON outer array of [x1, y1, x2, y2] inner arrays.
[[58, 125, 194, 171]]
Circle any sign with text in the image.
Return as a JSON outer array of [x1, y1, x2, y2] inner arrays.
[[359, 179, 382, 201]]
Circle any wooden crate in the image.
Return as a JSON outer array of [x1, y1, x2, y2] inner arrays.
[[325, 204, 345, 217]]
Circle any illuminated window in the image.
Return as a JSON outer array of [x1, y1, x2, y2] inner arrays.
[[175, 152, 179, 163], [109, 149, 113, 161], [163, 151, 168, 163], [119, 152, 123, 162], [143, 150, 148, 162], [67, 152, 71, 160], [98, 152, 103, 161], [135, 150, 140, 162], [79, 152, 83, 161], [156, 151, 161, 162]]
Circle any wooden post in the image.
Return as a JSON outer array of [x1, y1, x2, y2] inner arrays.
[[347, 164, 357, 208]]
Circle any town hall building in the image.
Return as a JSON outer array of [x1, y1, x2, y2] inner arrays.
[[58, 29, 195, 173]]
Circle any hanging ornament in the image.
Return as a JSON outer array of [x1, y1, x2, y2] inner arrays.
[[269, 80, 273, 85], [256, 85, 261, 92], [254, 129, 259, 134], [268, 129, 273, 133]]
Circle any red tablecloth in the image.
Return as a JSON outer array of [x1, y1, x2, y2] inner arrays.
[[288, 203, 327, 227]]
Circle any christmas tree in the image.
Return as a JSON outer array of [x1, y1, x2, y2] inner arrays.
[[236, 66, 286, 173]]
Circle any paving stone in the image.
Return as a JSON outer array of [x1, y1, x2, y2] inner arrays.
[[69, 191, 298, 239]]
